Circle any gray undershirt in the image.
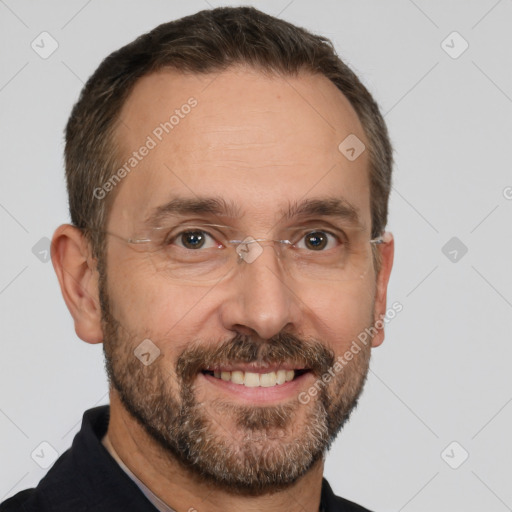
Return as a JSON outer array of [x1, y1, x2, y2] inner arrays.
[[102, 433, 176, 512]]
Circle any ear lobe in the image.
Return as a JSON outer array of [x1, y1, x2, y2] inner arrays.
[[371, 232, 394, 348], [51, 224, 104, 344]]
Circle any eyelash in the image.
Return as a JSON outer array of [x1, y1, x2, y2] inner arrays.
[[166, 228, 346, 250]]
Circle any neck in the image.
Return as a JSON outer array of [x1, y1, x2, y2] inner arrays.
[[107, 390, 325, 512]]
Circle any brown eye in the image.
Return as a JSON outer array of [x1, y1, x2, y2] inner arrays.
[[179, 231, 208, 249], [297, 231, 338, 251], [305, 232, 327, 250]]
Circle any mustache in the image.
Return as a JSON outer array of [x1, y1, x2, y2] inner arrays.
[[176, 332, 335, 383]]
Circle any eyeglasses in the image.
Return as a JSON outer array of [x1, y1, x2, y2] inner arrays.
[[101, 223, 387, 284]]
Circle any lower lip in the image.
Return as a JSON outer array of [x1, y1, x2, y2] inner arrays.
[[199, 371, 314, 404]]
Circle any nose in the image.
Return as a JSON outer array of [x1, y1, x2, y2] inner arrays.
[[218, 243, 302, 340]]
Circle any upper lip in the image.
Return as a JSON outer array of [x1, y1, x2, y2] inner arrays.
[[202, 363, 309, 373]]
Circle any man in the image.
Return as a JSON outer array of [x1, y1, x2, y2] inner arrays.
[[1, 6, 394, 512]]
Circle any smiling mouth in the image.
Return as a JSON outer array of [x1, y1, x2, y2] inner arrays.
[[201, 369, 311, 388]]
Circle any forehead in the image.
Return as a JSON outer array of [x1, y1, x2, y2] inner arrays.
[[109, 67, 371, 231]]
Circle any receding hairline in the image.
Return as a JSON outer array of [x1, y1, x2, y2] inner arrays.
[[113, 63, 366, 136], [109, 63, 369, 185]]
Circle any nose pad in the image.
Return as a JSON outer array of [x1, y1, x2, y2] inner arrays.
[[235, 237, 286, 266], [235, 237, 264, 264]]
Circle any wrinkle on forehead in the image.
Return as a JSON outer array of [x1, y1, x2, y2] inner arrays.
[[116, 66, 365, 155]]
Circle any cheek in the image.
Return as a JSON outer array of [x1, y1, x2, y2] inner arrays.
[[106, 252, 216, 343], [301, 279, 375, 353]]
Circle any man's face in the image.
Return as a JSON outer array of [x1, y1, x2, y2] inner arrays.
[[101, 67, 381, 492]]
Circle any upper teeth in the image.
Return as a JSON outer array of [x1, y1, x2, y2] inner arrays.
[[213, 370, 295, 387]]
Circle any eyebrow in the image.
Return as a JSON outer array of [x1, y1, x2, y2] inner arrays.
[[144, 197, 242, 226], [143, 196, 363, 228], [281, 197, 362, 227]]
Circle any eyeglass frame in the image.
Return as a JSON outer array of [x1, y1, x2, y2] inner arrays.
[[102, 224, 386, 250], [92, 223, 388, 266]]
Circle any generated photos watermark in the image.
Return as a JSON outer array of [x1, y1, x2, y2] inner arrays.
[[298, 301, 403, 404], [93, 97, 198, 200]]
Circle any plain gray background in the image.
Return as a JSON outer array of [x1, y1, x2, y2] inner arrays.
[[1, 1, 511, 510]]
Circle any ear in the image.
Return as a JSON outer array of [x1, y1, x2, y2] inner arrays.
[[51, 224, 104, 344], [371, 232, 394, 348]]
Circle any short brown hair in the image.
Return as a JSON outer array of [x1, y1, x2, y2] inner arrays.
[[65, 6, 392, 268]]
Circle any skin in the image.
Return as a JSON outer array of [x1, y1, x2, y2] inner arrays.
[[51, 67, 394, 512]]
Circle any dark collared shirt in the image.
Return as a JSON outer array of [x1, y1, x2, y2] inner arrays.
[[0, 406, 373, 512]]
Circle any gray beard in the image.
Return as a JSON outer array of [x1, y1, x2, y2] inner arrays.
[[99, 277, 371, 495]]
